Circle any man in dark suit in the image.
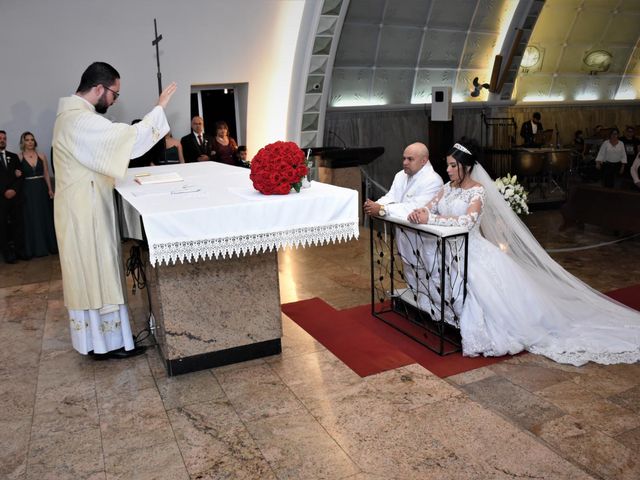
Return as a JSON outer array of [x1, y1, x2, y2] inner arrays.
[[0, 130, 26, 263], [520, 112, 543, 147], [181, 116, 214, 163]]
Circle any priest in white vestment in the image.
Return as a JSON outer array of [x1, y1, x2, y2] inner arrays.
[[52, 62, 176, 357]]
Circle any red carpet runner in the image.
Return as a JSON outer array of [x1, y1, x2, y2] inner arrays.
[[281, 285, 640, 378]]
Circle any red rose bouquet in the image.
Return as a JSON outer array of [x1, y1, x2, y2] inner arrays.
[[249, 141, 308, 195]]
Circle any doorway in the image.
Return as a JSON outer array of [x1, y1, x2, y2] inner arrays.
[[190, 83, 248, 146]]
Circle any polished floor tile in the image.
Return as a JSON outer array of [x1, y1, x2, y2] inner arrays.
[[0, 209, 639, 479]]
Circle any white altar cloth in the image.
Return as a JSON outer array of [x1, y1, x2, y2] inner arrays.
[[116, 162, 359, 265]]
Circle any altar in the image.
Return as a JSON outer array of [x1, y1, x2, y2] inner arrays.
[[116, 162, 359, 375]]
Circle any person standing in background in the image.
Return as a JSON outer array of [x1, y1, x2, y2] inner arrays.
[[181, 116, 214, 162], [211, 121, 238, 166], [0, 130, 26, 263], [595, 128, 626, 188], [18, 131, 57, 257]]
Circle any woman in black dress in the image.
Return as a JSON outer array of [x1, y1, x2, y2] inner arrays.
[[18, 132, 57, 257]]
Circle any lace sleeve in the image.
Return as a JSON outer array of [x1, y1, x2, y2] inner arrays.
[[425, 186, 445, 215], [428, 188, 485, 228]]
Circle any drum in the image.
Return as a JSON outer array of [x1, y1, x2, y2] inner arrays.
[[548, 150, 571, 174], [513, 150, 545, 176]]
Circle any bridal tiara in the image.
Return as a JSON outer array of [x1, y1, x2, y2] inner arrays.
[[453, 143, 471, 155]]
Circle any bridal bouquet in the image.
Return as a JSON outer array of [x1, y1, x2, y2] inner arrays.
[[250, 141, 308, 195], [495, 173, 530, 215]]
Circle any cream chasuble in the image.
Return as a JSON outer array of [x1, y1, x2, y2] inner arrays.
[[52, 95, 168, 354]]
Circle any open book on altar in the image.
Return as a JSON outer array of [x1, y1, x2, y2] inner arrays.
[[134, 172, 183, 185]]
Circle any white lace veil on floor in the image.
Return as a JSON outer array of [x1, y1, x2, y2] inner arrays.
[[470, 163, 640, 344]]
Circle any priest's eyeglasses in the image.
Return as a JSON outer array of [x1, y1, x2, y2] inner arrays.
[[102, 85, 120, 100]]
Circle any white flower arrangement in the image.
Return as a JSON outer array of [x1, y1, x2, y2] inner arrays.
[[494, 173, 530, 215]]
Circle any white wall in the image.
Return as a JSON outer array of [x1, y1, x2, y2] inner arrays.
[[0, 0, 311, 161]]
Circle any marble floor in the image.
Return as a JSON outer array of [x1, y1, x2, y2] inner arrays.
[[1, 210, 639, 479]]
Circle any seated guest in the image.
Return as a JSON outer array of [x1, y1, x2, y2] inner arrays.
[[236, 145, 249, 167], [159, 132, 184, 164], [181, 116, 214, 163], [363, 142, 443, 298], [520, 112, 543, 147], [595, 128, 626, 188], [211, 121, 238, 166], [129, 119, 165, 167], [0, 130, 26, 263], [18, 132, 57, 257]]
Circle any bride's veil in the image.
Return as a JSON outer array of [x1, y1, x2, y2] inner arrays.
[[470, 163, 639, 321]]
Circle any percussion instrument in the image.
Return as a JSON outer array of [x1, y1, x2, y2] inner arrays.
[[548, 150, 571, 174], [513, 150, 545, 176]]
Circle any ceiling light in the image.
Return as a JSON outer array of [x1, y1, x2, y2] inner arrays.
[[575, 93, 599, 101], [522, 94, 565, 102], [614, 90, 637, 100]]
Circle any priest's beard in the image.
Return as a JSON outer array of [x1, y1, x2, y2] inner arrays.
[[95, 92, 111, 114]]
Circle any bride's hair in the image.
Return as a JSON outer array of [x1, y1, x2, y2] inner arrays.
[[447, 140, 477, 184]]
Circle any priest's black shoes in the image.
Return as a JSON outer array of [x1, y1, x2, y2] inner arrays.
[[108, 345, 147, 359], [88, 345, 147, 360]]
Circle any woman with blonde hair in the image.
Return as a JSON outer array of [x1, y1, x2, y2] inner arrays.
[[19, 132, 57, 257]]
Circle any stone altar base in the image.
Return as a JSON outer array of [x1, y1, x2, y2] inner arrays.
[[144, 250, 282, 376]]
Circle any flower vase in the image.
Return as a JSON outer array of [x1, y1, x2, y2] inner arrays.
[[301, 176, 311, 189]]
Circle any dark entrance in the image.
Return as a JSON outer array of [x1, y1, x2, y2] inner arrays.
[[190, 89, 237, 140]]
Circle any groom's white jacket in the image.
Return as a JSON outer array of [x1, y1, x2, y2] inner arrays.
[[377, 163, 443, 218]]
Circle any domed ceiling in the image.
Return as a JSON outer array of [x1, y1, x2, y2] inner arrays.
[[327, 0, 640, 108]]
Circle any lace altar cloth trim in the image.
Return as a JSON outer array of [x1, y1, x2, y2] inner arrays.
[[149, 221, 359, 266]]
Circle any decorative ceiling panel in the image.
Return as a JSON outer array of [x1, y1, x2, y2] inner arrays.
[[459, 32, 499, 70], [384, 0, 432, 27], [571, 76, 621, 101], [606, 46, 636, 73], [427, 0, 475, 30], [604, 14, 640, 44], [419, 29, 466, 68], [515, 75, 554, 101], [472, 0, 512, 32], [330, 68, 374, 107], [534, 4, 577, 43], [553, 45, 586, 73], [412, 69, 456, 103], [343, 0, 385, 23], [372, 69, 415, 105], [377, 25, 423, 67], [568, 12, 610, 45], [333, 23, 379, 67]]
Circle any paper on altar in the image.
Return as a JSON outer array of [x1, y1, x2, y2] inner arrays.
[[134, 172, 183, 185]]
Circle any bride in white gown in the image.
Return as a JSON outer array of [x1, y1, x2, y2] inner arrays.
[[407, 142, 640, 366]]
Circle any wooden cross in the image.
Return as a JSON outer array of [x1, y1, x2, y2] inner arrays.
[[152, 18, 163, 95]]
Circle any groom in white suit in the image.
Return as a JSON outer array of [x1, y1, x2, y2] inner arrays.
[[363, 142, 442, 220], [363, 142, 443, 296]]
